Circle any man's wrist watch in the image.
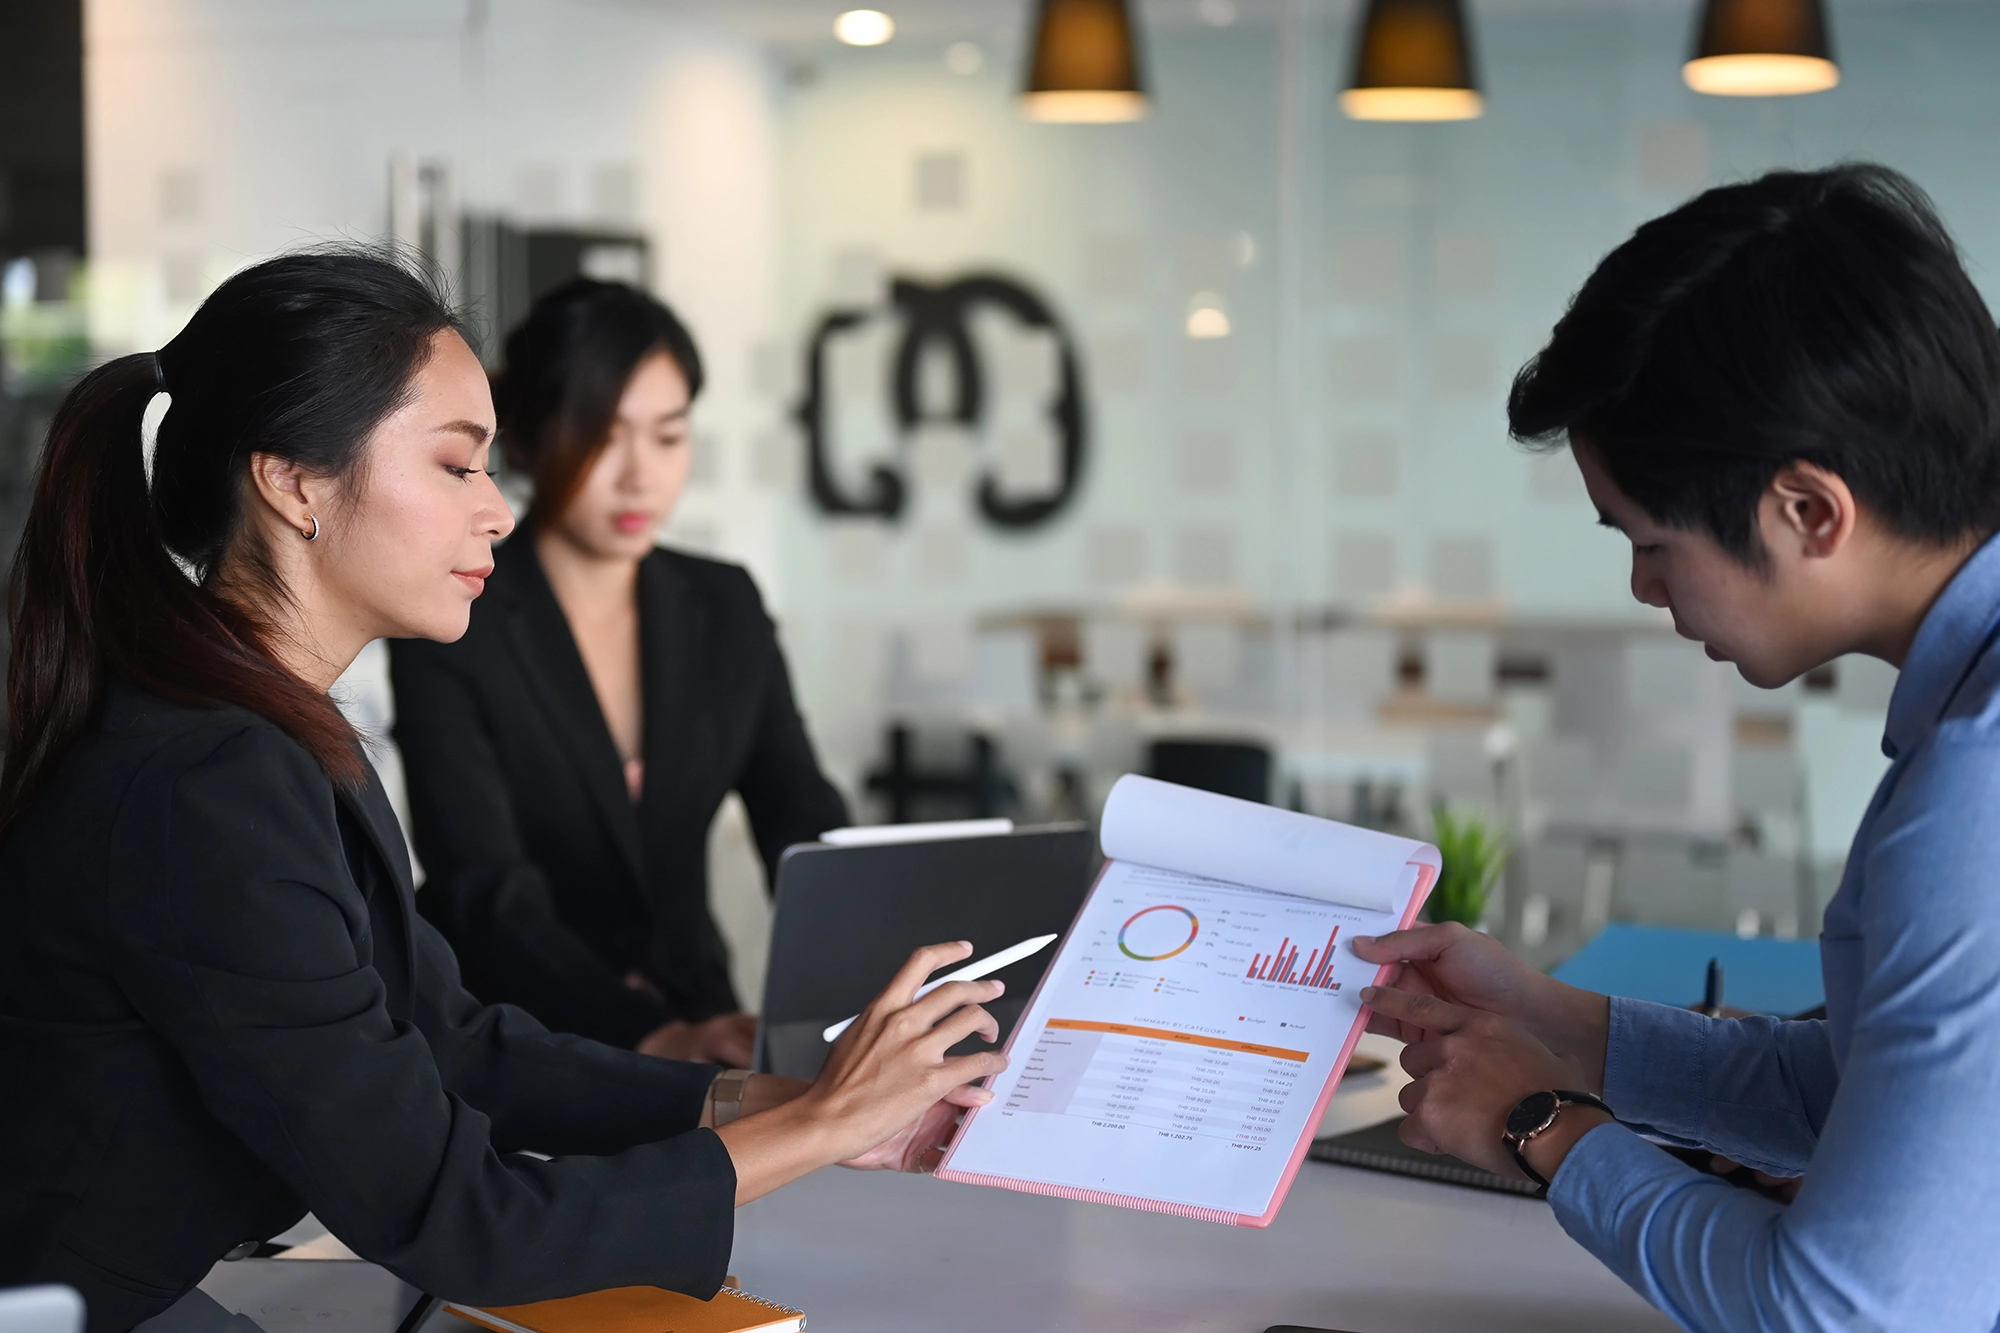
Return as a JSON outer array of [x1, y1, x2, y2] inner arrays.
[[1502, 1088, 1613, 1188], [710, 1068, 753, 1128]]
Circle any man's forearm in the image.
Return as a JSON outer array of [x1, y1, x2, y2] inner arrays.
[[1536, 982, 1611, 1095]]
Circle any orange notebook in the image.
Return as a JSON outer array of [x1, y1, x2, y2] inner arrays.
[[445, 1285, 803, 1333]]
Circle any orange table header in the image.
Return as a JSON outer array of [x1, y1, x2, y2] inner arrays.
[[1045, 1017, 1308, 1063]]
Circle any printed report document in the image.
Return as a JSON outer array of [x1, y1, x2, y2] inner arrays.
[[937, 774, 1438, 1226]]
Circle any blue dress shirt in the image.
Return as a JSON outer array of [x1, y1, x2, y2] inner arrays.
[[1548, 531, 2000, 1331]]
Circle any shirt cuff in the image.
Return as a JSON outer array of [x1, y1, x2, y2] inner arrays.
[[1545, 1119, 1698, 1275], [1602, 995, 1711, 1131]]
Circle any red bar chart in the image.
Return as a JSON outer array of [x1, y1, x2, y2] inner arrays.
[[1246, 926, 1341, 989]]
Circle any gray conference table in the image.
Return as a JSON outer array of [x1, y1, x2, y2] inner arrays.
[[727, 1145, 1672, 1333], [722, 1037, 1673, 1333], [203, 1039, 1674, 1333]]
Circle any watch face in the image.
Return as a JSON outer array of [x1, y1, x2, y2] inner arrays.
[[1506, 1090, 1561, 1139]]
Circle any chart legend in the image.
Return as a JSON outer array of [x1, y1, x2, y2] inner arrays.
[[1247, 926, 1341, 989]]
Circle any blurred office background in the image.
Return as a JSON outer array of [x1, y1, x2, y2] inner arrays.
[[6, 0, 1978, 1003]]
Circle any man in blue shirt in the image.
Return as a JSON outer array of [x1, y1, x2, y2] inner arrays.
[[1353, 164, 2000, 1330]]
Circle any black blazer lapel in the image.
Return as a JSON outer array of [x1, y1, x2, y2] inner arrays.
[[336, 763, 423, 997], [340, 765, 418, 899], [495, 540, 649, 888], [637, 551, 716, 837]]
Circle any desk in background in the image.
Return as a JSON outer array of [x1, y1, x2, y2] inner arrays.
[[1551, 923, 1824, 1015]]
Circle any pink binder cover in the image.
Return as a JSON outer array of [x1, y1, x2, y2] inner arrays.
[[935, 858, 1439, 1228]]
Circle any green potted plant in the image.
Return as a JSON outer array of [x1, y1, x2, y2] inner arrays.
[[1425, 805, 1508, 929]]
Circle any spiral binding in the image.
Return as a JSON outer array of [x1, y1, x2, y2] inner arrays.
[[720, 1287, 806, 1323]]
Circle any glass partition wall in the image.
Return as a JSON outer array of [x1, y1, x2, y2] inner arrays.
[[67, 0, 2000, 966], [756, 0, 2000, 951]]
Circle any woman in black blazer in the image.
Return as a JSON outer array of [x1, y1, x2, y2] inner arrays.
[[0, 253, 1003, 1332], [391, 281, 845, 1066]]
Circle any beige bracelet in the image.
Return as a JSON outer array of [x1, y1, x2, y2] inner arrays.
[[710, 1068, 754, 1128]]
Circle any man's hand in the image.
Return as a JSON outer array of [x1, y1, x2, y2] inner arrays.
[[1364, 983, 1611, 1184], [1352, 923, 1611, 1093]]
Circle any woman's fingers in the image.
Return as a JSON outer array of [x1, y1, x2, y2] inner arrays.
[[917, 999, 1002, 1054], [935, 1049, 1009, 1092], [1361, 984, 1472, 1036], [874, 941, 976, 1014], [903, 977, 1004, 1031]]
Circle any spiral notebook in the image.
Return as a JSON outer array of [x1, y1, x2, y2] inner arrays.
[[936, 775, 1439, 1227], [1309, 1115, 1542, 1197], [445, 1284, 803, 1333]]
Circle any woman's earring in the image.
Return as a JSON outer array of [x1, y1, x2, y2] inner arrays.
[[301, 514, 320, 542]]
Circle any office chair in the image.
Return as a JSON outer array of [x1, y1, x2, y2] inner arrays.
[[1146, 738, 1272, 805]]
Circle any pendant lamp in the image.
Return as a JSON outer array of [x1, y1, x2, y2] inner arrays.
[[1684, 0, 1838, 96], [1021, 0, 1147, 123], [1341, 0, 1483, 122]]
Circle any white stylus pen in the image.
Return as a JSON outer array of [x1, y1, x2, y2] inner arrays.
[[821, 933, 1060, 1043]]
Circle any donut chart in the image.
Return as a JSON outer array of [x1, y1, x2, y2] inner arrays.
[[1117, 904, 1199, 961]]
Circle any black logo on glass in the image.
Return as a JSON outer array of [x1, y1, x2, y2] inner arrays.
[[797, 273, 1085, 530]]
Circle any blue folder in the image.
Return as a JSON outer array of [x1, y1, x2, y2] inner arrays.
[[1550, 923, 1824, 1016]]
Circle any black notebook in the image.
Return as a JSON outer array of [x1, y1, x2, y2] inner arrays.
[[1308, 1116, 1544, 1198]]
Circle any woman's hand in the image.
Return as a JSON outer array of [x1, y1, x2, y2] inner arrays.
[[792, 941, 1007, 1161], [1364, 984, 1612, 1183], [636, 1013, 758, 1068], [1352, 923, 1610, 1092], [837, 1098, 966, 1174], [712, 942, 1007, 1205]]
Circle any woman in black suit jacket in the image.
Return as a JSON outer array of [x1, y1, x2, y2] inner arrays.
[[0, 253, 1003, 1332], [391, 281, 846, 1066]]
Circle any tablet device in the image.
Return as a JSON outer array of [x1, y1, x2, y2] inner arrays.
[[756, 823, 1096, 1078]]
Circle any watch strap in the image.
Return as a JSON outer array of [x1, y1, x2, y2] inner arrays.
[[1553, 1089, 1613, 1118], [1504, 1089, 1614, 1189], [710, 1068, 753, 1128], [1507, 1138, 1550, 1189]]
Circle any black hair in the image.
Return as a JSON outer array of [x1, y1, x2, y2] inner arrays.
[[491, 278, 704, 531], [3, 249, 461, 824], [1508, 164, 2000, 566]]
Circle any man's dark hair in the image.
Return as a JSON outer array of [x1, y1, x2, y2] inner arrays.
[[1508, 164, 2000, 566]]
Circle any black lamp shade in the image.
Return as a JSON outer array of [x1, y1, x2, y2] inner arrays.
[[1685, 0, 1838, 96], [1342, 0, 1483, 122], [1022, 0, 1147, 122]]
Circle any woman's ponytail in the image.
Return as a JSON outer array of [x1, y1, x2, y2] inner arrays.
[[0, 250, 459, 827], [2, 355, 165, 826]]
